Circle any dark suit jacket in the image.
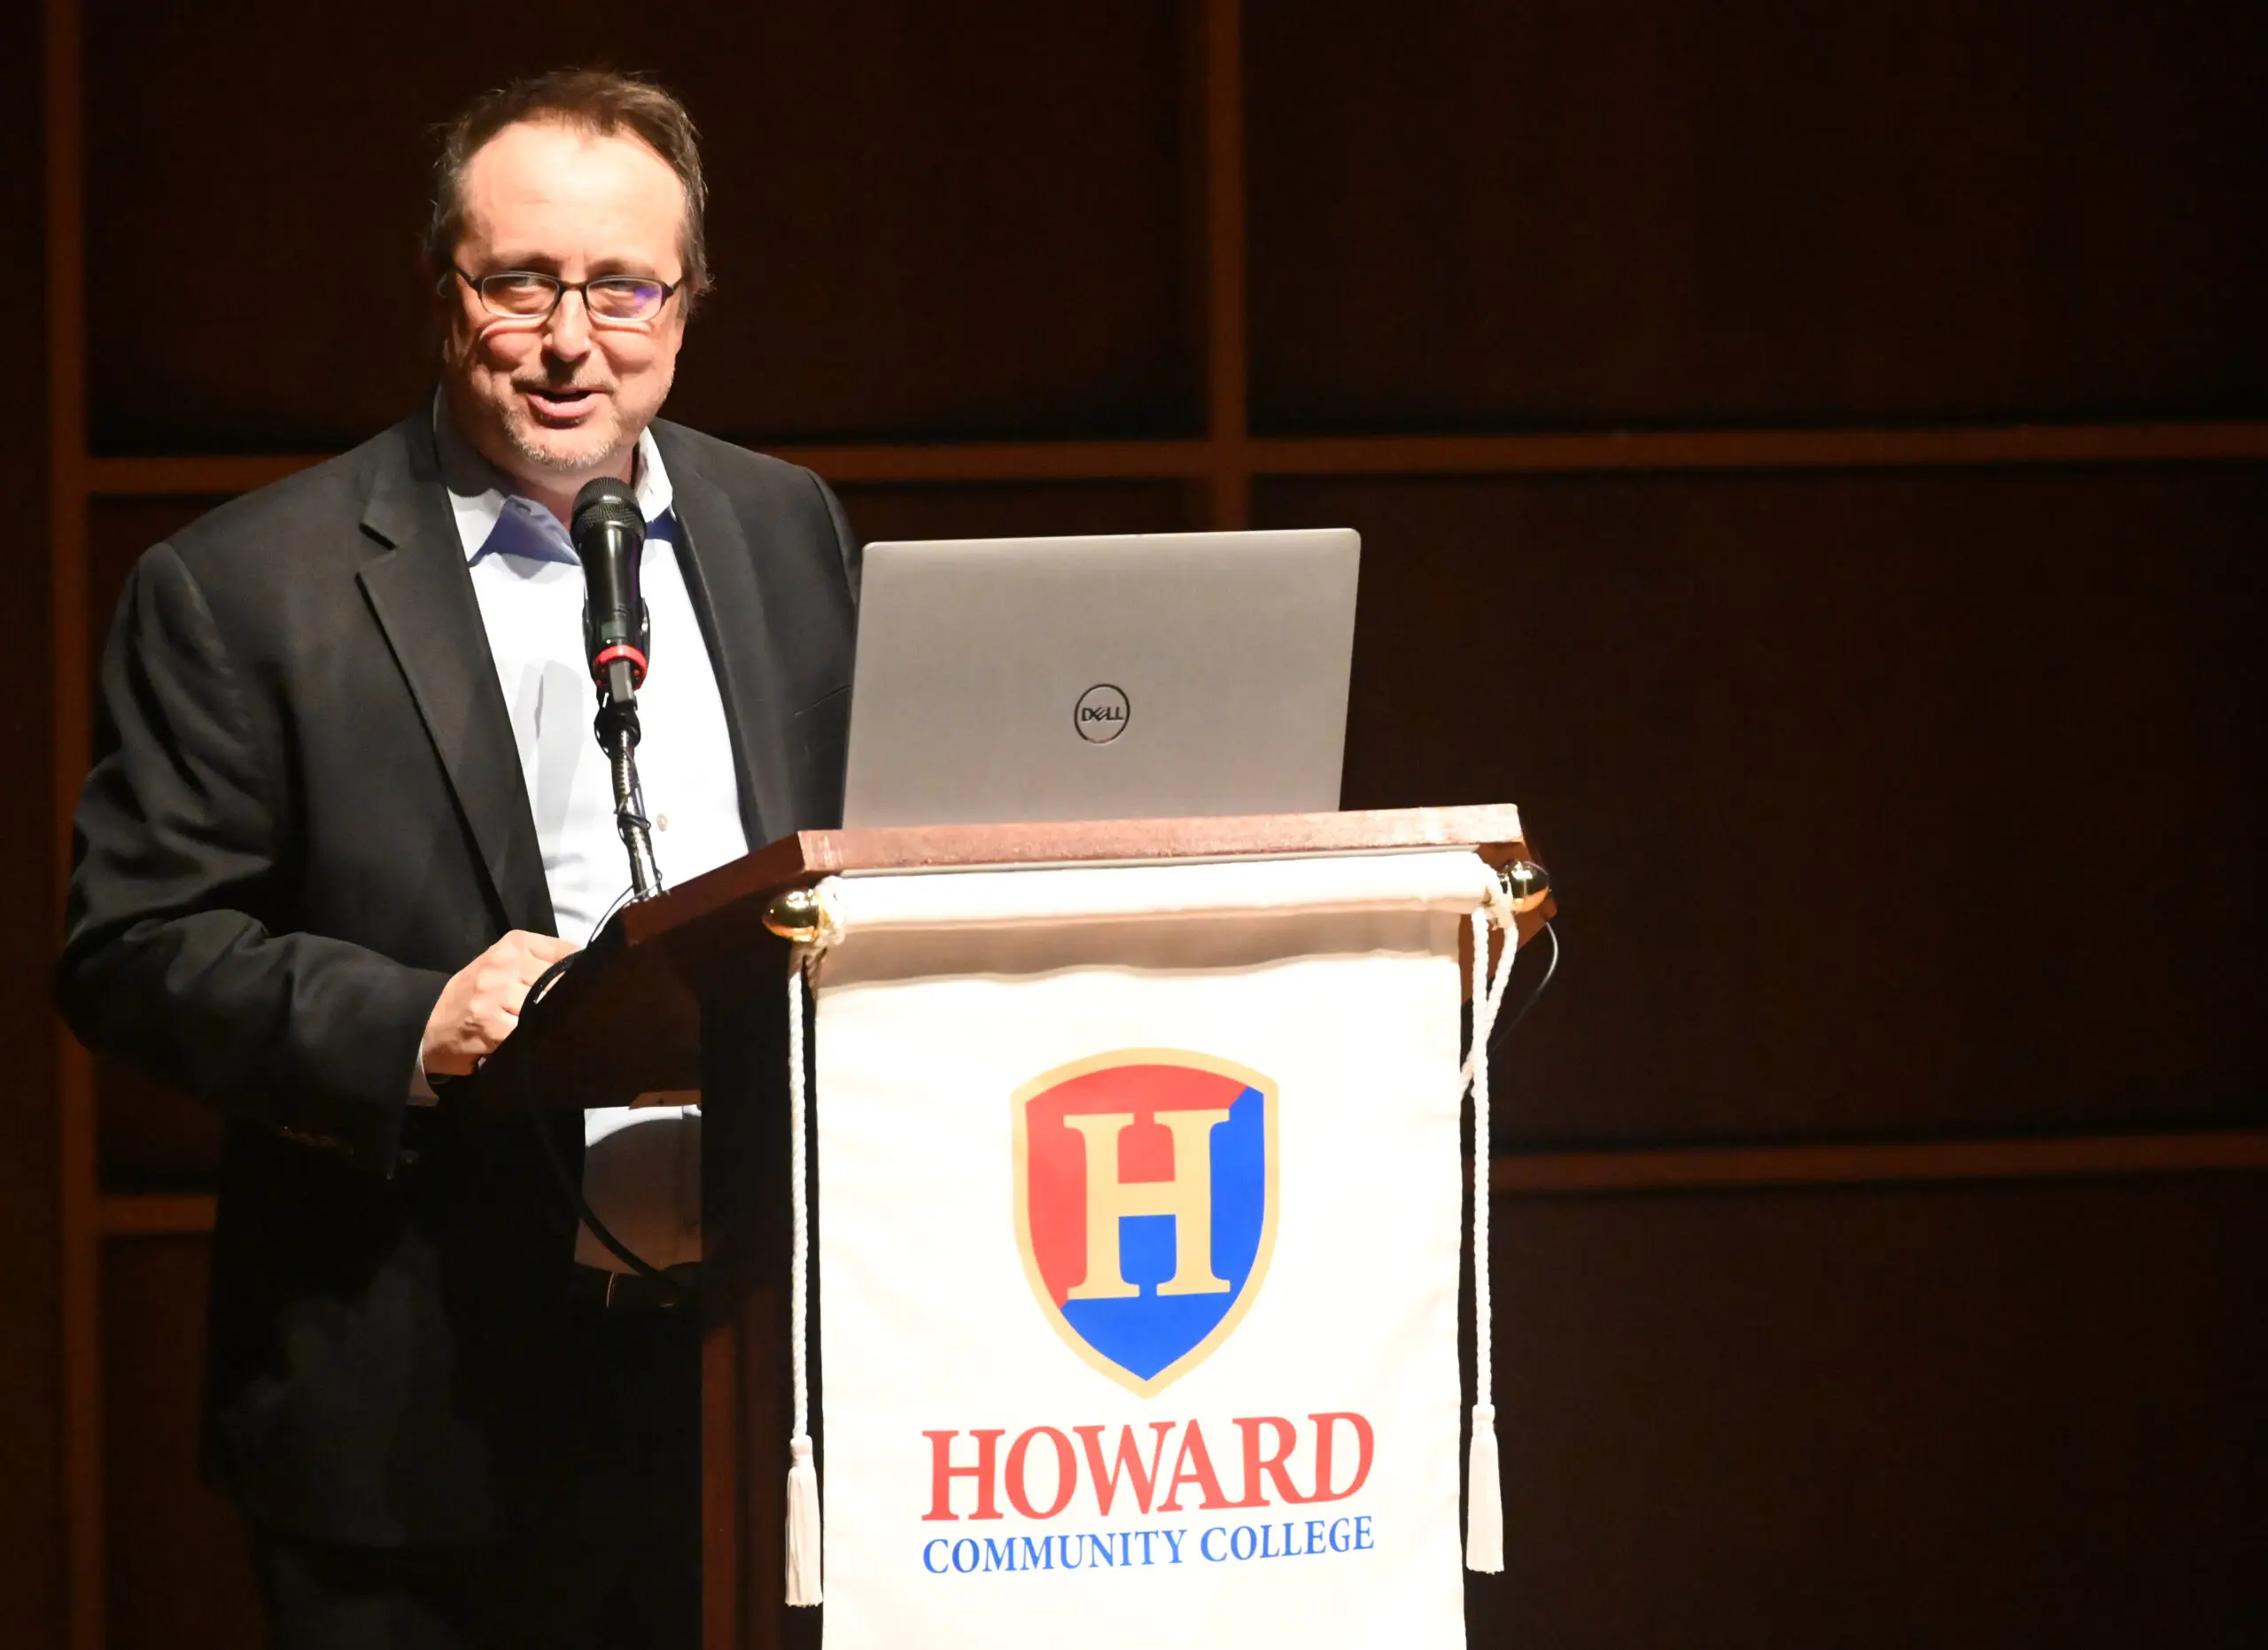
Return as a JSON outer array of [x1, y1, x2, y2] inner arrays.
[[55, 410, 859, 1545]]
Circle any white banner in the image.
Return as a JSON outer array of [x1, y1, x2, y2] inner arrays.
[[806, 851, 1494, 1648]]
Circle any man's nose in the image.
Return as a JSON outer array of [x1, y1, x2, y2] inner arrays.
[[543, 288, 594, 361]]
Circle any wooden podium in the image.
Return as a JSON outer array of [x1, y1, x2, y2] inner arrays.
[[470, 805, 1551, 1650]]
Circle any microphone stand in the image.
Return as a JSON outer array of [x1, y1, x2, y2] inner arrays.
[[595, 694, 662, 901]]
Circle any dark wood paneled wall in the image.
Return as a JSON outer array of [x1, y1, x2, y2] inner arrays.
[[1266, 465, 2268, 1147], [1487, 1177, 2268, 1646], [83, 2, 1201, 452], [1247, 0, 2268, 429], [29, 3, 2268, 1646]]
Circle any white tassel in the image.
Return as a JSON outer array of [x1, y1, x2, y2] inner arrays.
[[1465, 1403, 1504, 1572], [785, 1433, 824, 1605], [1464, 892, 1516, 1574]]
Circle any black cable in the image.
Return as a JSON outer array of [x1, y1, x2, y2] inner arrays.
[[588, 883, 638, 938], [520, 904, 691, 1299], [1493, 919, 1559, 1045], [1477, 920, 1559, 1156]]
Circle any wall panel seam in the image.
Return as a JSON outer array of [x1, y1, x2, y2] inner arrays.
[[89, 1128, 2268, 1239], [82, 420, 2268, 501], [45, 0, 102, 1645]]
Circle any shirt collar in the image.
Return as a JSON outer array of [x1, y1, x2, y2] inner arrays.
[[432, 390, 675, 565]]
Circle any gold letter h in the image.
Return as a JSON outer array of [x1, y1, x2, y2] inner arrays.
[[1062, 1110, 1233, 1300]]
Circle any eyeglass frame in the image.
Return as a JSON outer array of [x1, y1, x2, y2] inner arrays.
[[449, 263, 685, 325]]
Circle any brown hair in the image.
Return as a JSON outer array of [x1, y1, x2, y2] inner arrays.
[[427, 68, 709, 310]]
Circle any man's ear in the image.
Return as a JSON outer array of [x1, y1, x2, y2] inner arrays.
[[677, 272, 710, 328], [423, 261, 455, 360]]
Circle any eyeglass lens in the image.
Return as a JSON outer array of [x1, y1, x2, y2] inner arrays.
[[479, 273, 667, 321]]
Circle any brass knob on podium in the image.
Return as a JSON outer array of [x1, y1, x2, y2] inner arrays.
[[1500, 860, 1552, 915], [764, 886, 827, 941]]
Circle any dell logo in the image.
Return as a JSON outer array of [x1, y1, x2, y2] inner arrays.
[[1075, 684, 1130, 743]]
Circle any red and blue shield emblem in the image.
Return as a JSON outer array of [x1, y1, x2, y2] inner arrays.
[[1013, 1050, 1278, 1396]]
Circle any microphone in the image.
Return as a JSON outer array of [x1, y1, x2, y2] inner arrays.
[[570, 478, 650, 711], [569, 476, 663, 901]]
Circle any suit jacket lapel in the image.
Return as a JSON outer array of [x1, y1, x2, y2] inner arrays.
[[656, 424, 789, 847], [355, 416, 555, 937]]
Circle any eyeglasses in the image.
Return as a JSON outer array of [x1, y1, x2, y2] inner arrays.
[[452, 265, 682, 324]]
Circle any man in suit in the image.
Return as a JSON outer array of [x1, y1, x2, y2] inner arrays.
[[56, 70, 856, 1648]]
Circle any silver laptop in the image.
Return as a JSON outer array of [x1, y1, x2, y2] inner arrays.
[[840, 528, 1360, 827]]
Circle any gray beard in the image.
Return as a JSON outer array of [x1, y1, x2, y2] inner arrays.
[[501, 409, 627, 478]]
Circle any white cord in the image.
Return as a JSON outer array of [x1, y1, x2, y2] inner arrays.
[[785, 939, 823, 1606], [1464, 877, 1518, 1573]]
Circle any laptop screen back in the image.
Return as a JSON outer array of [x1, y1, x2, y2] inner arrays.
[[841, 528, 1360, 827]]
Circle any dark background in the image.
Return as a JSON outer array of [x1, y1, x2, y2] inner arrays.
[[8, 2, 2265, 1646]]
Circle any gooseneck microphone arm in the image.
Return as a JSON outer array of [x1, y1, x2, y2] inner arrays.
[[603, 718, 663, 902], [570, 478, 663, 902]]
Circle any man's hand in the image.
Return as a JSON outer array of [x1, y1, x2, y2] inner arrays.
[[420, 930, 581, 1079]]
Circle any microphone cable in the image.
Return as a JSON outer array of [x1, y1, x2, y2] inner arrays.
[[1472, 920, 1559, 1157], [519, 891, 693, 1301], [1495, 919, 1559, 1043]]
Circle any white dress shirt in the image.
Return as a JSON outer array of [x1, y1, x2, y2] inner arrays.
[[435, 399, 747, 1272]]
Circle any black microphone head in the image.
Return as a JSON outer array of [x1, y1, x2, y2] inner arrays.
[[570, 477, 648, 697], [571, 477, 644, 550]]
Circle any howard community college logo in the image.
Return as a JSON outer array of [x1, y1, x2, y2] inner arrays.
[[1013, 1051, 1278, 1396]]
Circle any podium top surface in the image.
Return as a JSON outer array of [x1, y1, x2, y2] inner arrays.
[[475, 806, 1544, 1113], [618, 803, 1531, 949]]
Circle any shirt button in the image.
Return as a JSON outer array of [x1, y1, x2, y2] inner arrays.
[[656, 813, 670, 831]]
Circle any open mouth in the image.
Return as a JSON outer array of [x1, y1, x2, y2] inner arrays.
[[523, 385, 601, 420]]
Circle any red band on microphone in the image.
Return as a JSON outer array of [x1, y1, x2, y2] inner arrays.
[[593, 642, 649, 688]]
